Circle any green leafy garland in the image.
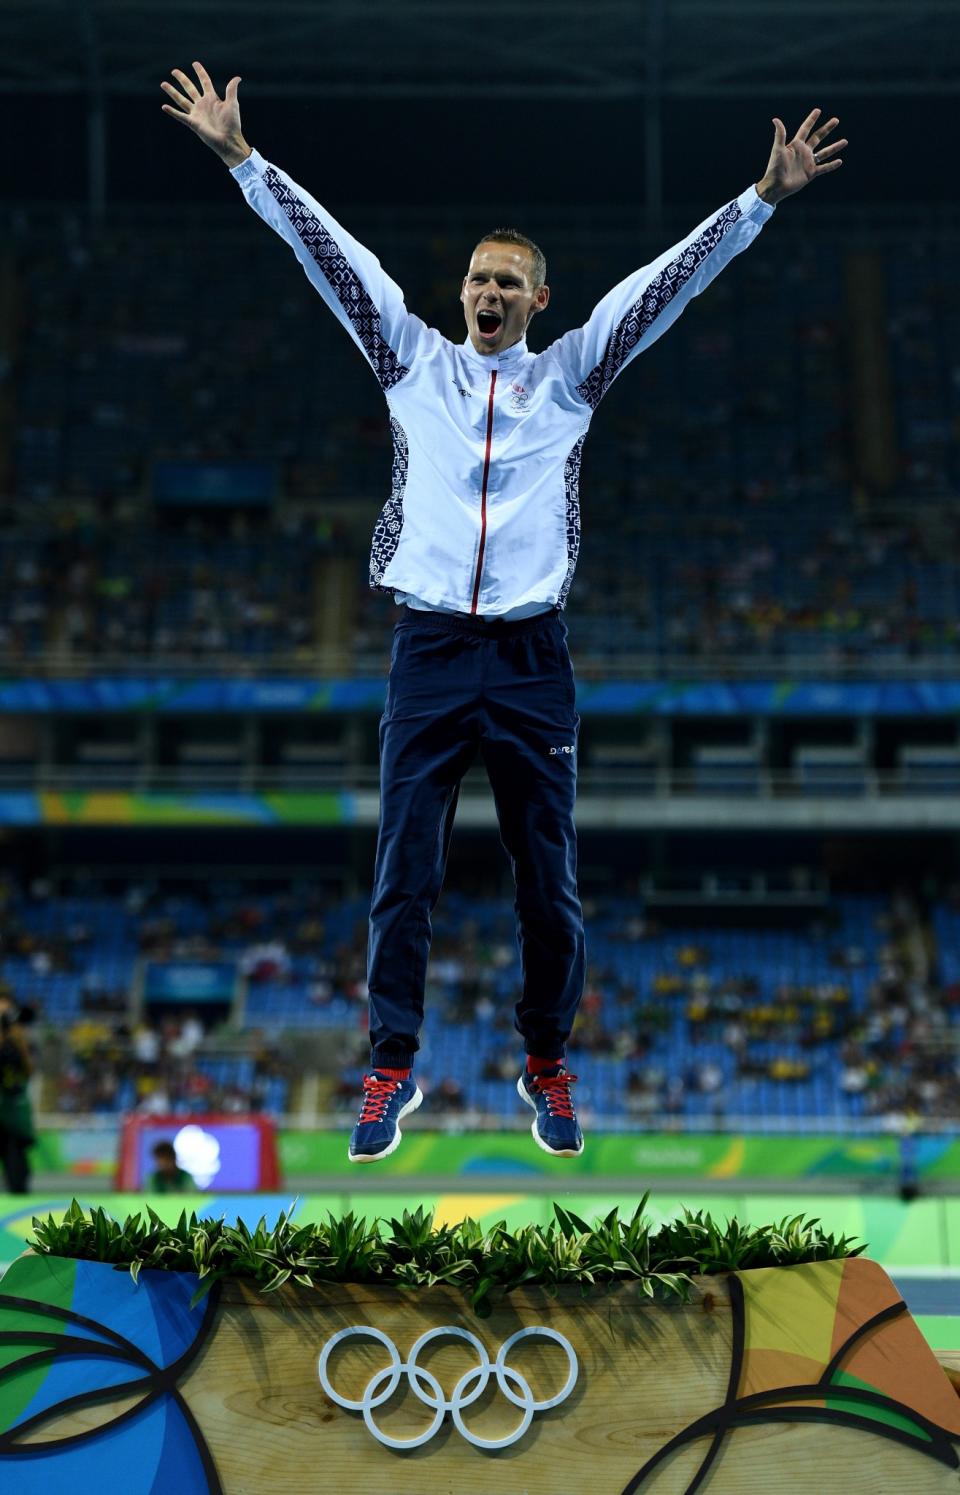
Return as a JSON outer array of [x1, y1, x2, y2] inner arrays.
[[29, 1196, 864, 1317]]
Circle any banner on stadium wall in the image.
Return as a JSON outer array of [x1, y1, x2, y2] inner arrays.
[[29, 1125, 119, 1177], [153, 459, 276, 505], [28, 1127, 960, 1183], [0, 790, 355, 826], [5, 679, 960, 715], [143, 961, 237, 1005], [275, 1130, 919, 1179]]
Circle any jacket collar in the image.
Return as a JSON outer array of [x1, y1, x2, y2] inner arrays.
[[459, 334, 529, 367]]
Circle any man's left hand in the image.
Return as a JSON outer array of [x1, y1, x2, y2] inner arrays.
[[756, 108, 847, 205]]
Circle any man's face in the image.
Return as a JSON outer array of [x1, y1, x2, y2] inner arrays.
[[460, 242, 550, 356]]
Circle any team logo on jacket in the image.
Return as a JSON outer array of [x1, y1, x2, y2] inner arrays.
[[509, 382, 530, 413]]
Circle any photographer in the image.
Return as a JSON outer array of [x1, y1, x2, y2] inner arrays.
[[0, 989, 35, 1194]]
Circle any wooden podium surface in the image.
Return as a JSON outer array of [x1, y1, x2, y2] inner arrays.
[[1, 1254, 959, 1493]]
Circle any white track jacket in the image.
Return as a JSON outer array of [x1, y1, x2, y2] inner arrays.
[[231, 149, 774, 618]]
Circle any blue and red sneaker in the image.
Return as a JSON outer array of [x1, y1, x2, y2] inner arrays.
[[348, 1072, 423, 1164], [517, 1065, 584, 1157]]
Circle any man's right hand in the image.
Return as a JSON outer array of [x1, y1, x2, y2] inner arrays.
[[161, 61, 251, 168]]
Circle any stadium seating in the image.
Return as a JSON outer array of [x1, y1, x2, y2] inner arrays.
[[3, 210, 959, 670], [3, 877, 957, 1126]]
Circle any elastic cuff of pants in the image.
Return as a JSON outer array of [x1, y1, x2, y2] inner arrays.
[[373, 1053, 415, 1071], [523, 1043, 566, 1059]]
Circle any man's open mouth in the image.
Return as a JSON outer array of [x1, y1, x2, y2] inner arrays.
[[477, 310, 502, 340]]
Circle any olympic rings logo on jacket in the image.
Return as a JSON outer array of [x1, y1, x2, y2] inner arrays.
[[318, 1323, 578, 1450]]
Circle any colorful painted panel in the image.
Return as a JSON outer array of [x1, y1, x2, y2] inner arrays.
[[622, 1258, 960, 1491], [0, 1255, 220, 1493]]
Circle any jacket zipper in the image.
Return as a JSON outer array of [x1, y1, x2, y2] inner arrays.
[[470, 369, 498, 614]]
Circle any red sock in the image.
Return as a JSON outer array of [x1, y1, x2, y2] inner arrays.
[[376, 1065, 411, 1081], [527, 1055, 562, 1075]]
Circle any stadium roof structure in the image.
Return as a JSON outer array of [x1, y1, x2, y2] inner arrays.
[[5, 0, 957, 223], [4, 0, 959, 102]]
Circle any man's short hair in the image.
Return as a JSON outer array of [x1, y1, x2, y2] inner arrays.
[[152, 1140, 177, 1161], [473, 228, 546, 288]]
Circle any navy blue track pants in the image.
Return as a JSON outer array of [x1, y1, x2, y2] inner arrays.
[[367, 607, 585, 1070]]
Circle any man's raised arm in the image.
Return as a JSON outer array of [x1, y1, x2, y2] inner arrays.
[[161, 62, 422, 389], [552, 108, 847, 412]]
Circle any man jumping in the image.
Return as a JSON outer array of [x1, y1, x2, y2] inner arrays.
[[162, 62, 846, 1162]]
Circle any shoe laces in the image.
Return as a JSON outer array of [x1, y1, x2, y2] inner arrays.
[[358, 1073, 399, 1124], [533, 1069, 578, 1119]]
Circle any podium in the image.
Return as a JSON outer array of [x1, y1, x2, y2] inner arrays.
[[1, 1252, 958, 1492]]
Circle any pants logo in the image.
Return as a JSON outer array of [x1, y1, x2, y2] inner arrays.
[[318, 1324, 578, 1451], [549, 745, 575, 755]]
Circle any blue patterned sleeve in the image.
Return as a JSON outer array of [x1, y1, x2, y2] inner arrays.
[[549, 185, 775, 411], [230, 149, 419, 390]]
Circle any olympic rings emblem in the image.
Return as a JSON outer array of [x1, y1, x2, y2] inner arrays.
[[318, 1324, 578, 1450]]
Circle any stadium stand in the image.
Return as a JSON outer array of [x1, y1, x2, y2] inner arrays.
[[3, 210, 960, 674], [3, 189, 959, 1145], [3, 873, 958, 1128]]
